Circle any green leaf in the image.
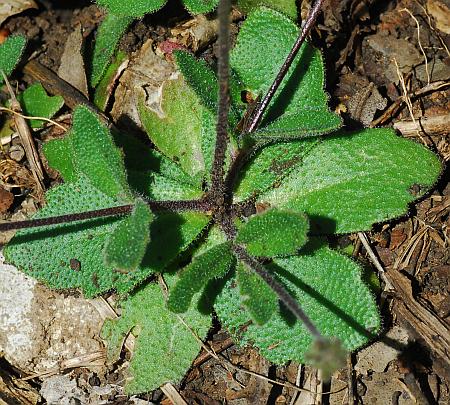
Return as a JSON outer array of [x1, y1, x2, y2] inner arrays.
[[129, 170, 203, 200], [174, 51, 240, 126], [102, 274, 211, 394], [95, 0, 217, 17], [236, 261, 277, 325], [259, 128, 442, 233], [138, 75, 206, 178], [95, 0, 166, 17], [236, 0, 297, 19], [234, 138, 319, 201], [90, 14, 133, 87], [112, 131, 202, 189], [17, 83, 64, 128], [4, 175, 209, 297], [71, 106, 133, 201], [94, 50, 128, 109], [182, 0, 218, 14], [103, 199, 153, 272], [215, 239, 380, 364], [168, 242, 234, 313], [43, 135, 77, 183], [236, 208, 309, 257], [230, 7, 341, 138], [0, 35, 26, 84], [174, 51, 218, 112]]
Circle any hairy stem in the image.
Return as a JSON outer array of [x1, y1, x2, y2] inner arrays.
[[232, 244, 323, 340], [244, 0, 325, 134], [0, 199, 212, 231], [210, 0, 232, 201]]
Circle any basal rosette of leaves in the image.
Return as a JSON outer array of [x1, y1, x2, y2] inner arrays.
[[137, 5, 440, 388], [4, 6, 442, 395]]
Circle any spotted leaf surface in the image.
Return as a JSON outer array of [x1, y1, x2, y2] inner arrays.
[[236, 208, 309, 257], [168, 242, 235, 313], [95, 0, 217, 17], [4, 175, 209, 297], [236, 261, 278, 325], [259, 128, 442, 234], [230, 7, 341, 138], [102, 274, 211, 394], [0, 35, 26, 84], [90, 14, 133, 87], [103, 199, 153, 272], [215, 239, 380, 364]]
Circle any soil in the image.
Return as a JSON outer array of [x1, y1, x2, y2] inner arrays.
[[0, 0, 449, 404]]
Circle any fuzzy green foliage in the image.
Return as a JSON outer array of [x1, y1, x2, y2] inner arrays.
[[4, 5, 442, 394], [234, 138, 319, 200], [231, 7, 342, 138], [0, 35, 26, 84], [258, 128, 441, 234], [43, 135, 77, 183], [5, 106, 209, 297], [102, 274, 211, 394], [70, 106, 133, 201], [236, 0, 297, 19], [175, 7, 342, 139], [168, 242, 235, 313], [138, 75, 211, 179], [236, 208, 309, 257], [95, 0, 218, 17], [174, 51, 241, 126], [236, 262, 278, 325], [90, 14, 133, 87], [94, 50, 128, 109], [214, 239, 381, 364], [17, 83, 64, 128], [103, 199, 153, 272]]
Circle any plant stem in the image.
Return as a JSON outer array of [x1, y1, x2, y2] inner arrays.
[[232, 244, 323, 340], [210, 0, 232, 201], [0, 199, 212, 231], [244, 0, 325, 134]]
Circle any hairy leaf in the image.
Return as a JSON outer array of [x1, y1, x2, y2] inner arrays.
[[0, 35, 26, 84], [102, 274, 211, 394], [236, 261, 277, 325], [168, 242, 234, 313], [233, 138, 318, 201], [17, 83, 64, 128], [215, 239, 380, 364], [90, 14, 133, 87], [174, 50, 240, 126], [43, 135, 77, 183], [71, 106, 133, 201], [236, 0, 297, 19], [259, 128, 442, 233], [138, 75, 207, 178], [95, 0, 217, 16], [230, 7, 341, 138], [94, 50, 128, 110], [236, 208, 309, 257], [4, 175, 209, 297], [182, 0, 219, 14], [103, 198, 153, 272], [95, 0, 166, 17]]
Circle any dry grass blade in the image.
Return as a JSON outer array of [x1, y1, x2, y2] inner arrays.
[[161, 383, 188, 405], [1, 70, 45, 198]]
